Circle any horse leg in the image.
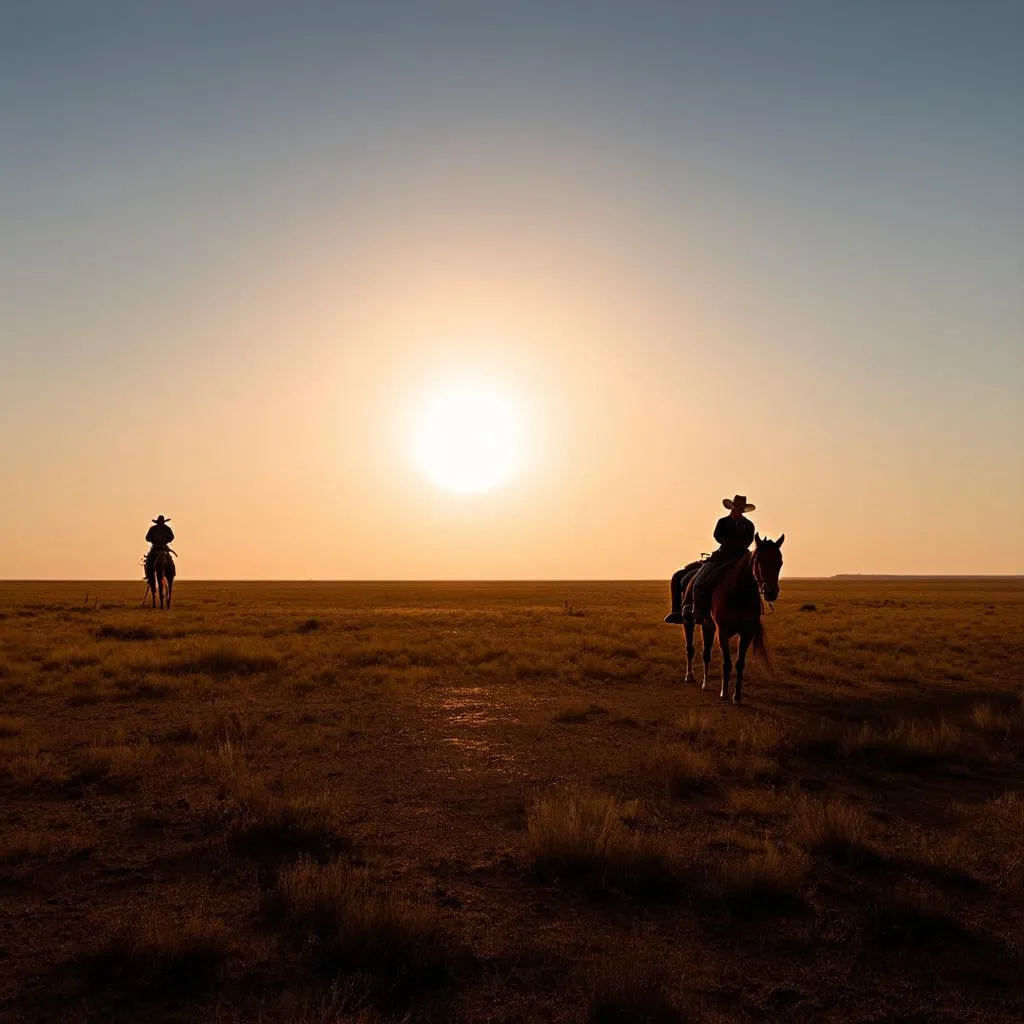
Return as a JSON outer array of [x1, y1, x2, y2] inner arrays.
[[734, 631, 752, 704], [166, 574, 173, 610], [719, 630, 733, 701], [700, 621, 714, 690], [683, 620, 696, 683]]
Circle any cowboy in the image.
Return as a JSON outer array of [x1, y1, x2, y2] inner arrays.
[[664, 495, 757, 625], [145, 515, 174, 550]]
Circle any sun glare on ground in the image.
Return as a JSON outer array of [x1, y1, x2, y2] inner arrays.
[[413, 380, 522, 494]]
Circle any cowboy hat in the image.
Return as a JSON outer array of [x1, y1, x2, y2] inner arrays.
[[152, 515, 171, 524], [723, 495, 755, 512]]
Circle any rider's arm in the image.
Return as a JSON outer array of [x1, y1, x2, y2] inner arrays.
[[713, 517, 729, 546]]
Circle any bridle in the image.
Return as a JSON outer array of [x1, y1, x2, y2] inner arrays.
[[751, 548, 780, 612]]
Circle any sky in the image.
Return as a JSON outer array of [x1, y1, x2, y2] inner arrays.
[[2, 0, 1022, 579]]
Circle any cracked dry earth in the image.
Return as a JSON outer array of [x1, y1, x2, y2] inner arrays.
[[2, 579, 1024, 1023]]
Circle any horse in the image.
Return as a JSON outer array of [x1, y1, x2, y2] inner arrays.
[[145, 548, 176, 610], [682, 533, 784, 703]]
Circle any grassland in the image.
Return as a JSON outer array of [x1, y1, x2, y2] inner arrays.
[[1, 578, 1022, 1023]]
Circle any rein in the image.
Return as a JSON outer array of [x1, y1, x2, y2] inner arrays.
[[749, 550, 776, 612]]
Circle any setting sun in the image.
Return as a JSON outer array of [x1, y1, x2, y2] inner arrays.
[[412, 380, 522, 494]]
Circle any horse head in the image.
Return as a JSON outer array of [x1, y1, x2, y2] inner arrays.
[[753, 533, 785, 602]]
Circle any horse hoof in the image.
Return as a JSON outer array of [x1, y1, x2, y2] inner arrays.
[[719, 692, 728, 701], [732, 695, 742, 705], [683, 673, 694, 684]]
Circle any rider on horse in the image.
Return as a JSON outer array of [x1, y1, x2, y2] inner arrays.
[[664, 495, 757, 625], [144, 515, 174, 573]]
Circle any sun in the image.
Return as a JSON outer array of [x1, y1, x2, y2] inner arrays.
[[413, 380, 522, 494]]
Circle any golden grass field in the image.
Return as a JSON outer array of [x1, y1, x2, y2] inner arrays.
[[2, 578, 1023, 1023]]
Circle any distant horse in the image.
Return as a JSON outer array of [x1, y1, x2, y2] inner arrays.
[[145, 548, 176, 610], [683, 533, 784, 703]]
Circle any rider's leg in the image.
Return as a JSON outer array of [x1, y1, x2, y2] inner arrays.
[[692, 556, 727, 622], [665, 560, 701, 624], [684, 563, 710, 622], [664, 568, 688, 624]]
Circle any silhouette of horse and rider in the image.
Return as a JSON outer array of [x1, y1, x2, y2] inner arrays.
[[138, 501, 784, 703], [665, 495, 784, 703], [143, 515, 176, 609]]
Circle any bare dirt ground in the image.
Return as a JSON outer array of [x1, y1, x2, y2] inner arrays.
[[1, 579, 1022, 1023]]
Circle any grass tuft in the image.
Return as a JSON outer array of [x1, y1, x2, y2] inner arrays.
[[553, 704, 592, 724], [652, 744, 715, 798], [793, 797, 873, 862], [710, 842, 808, 918], [526, 787, 683, 900], [269, 856, 455, 1006], [586, 940, 681, 1023], [163, 641, 281, 675], [0, 716, 25, 738], [95, 624, 157, 641], [80, 910, 230, 997]]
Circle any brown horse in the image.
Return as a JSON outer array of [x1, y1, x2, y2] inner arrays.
[[145, 548, 176, 610], [682, 533, 784, 703]]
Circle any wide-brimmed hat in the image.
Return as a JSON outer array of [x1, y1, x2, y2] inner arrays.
[[723, 495, 755, 512], [152, 515, 171, 524]]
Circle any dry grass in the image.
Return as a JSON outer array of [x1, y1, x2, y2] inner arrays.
[[215, 756, 347, 863], [79, 736, 156, 789], [710, 842, 809, 917], [552, 703, 592, 724], [526, 787, 683, 899], [585, 936, 681, 1023], [652, 744, 715, 798], [80, 908, 231, 998], [1, 578, 1022, 1023], [793, 797, 873, 862], [1, 741, 67, 787], [269, 856, 454, 1005], [1, 827, 60, 865], [160, 640, 281, 676], [0, 715, 25, 738]]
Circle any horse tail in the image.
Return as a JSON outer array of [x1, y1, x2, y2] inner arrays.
[[751, 618, 772, 670]]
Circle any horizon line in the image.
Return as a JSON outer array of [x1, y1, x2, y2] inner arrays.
[[2, 575, 1022, 584]]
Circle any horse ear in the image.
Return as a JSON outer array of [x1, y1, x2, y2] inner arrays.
[[754, 532, 761, 547], [776, 533, 785, 548]]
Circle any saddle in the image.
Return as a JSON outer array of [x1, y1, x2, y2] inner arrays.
[[143, 545, 176, 573]]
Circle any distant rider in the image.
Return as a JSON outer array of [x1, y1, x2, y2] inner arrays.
[[664, 495, 756, 624], [145, 515, 174, 574]]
